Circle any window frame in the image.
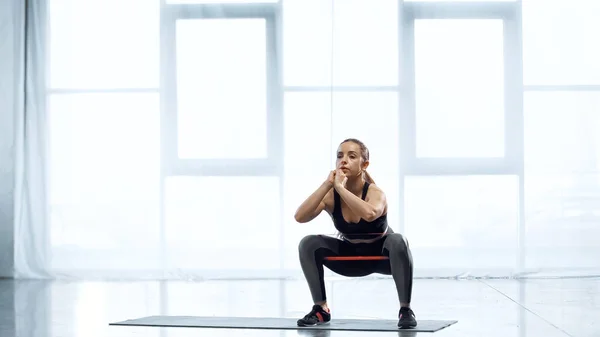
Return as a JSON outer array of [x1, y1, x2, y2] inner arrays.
[[399, 1, 523, 176], [160, 2, 283, 176], [397, 1, 525, 271], [158, 0, 285, 274]]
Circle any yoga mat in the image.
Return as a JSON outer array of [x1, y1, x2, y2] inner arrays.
[[110, 315, 457, 332]]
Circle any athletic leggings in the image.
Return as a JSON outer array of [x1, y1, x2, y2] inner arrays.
[[298, 230, 413, 305]]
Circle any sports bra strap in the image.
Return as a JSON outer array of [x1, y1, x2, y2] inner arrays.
[[361, 181, 370, 200]]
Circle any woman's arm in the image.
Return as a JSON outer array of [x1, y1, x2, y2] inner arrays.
[[294, 180, 334, 223], [334, 185, 386, 222], [333, 169, 386, 221]]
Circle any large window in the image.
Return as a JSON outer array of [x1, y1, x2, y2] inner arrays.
[[522, 0, 600, 271], [396, 2, 523, 274], [46, 0, 600, 278], [48, 94, 162, 271], [160, 2, 282, 276], [524, 93, 600, 269], [48, 0, 161, 273]]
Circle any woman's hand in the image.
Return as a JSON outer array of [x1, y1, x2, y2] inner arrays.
[[334, 169, 347, 189], [325, 170, 336, 187]]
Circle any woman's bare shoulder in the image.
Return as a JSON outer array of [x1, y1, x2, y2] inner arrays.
[[367, 183, 386, 196]]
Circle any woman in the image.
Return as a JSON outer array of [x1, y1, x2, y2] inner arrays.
[[294, 138, 417, 329]]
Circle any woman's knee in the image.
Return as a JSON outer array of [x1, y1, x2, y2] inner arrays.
[[298, 234, 322, 254], [383, 233, 409, 253]]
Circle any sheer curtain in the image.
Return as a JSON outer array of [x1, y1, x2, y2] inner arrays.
[[0, 0, 19, 277], [6, 0, 53, 279], [11, 0, 600, 280]]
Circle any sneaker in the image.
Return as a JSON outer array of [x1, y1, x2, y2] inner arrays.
[[397, 307, 417, 329], [297, 304, 331, 326]]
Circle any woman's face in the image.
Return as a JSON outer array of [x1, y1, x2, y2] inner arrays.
[[336, 141, 367, 177]]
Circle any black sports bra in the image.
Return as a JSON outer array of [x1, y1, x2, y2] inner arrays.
[[331, 182, 388, 241]]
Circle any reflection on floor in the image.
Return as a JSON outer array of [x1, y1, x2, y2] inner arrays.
[[1, 277, 598, 337]]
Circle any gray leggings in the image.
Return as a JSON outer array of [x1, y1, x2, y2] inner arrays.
[[298, 231, 413, 305]]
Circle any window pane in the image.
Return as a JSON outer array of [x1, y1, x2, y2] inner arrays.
[[283, 92, 335, 270], [283, 0, 333, 86], [524, 92, 600, 269], [49, 93, 161, 271], [414, 19, 505, 158], [176, 19, 268, 159], [405, 175, 519, 271], [49, 0, 159, 89], [165, 176, 280, 273], [283, 0, 398, 86], [523, 0, 600, 85], [524, 92, 600, 172], [331, 0, 398, 86]]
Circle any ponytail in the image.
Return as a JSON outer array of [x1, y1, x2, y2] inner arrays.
[[363, 170, 375, 184]]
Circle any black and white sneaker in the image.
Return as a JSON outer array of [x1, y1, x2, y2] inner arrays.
[[297, 304, 331, 326], [398, 307, 417, 329]]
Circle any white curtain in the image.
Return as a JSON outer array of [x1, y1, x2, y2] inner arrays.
[[8, 0, 600, 280], [1, 0, 52, 279], [0, 0, 18, 277]]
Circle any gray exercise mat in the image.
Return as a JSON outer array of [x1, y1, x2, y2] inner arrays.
[[110, 315, 457, 332]]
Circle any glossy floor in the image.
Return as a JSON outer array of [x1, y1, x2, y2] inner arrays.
[[1, 277, 598, 337]]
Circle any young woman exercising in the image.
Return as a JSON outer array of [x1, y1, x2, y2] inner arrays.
[[294, 138, 417, 329]]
